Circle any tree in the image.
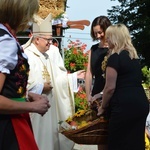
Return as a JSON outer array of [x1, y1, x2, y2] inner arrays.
[[107, 0, 150, 67]]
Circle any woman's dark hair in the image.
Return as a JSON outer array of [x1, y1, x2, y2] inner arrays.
[[90, 16, 111, 41]]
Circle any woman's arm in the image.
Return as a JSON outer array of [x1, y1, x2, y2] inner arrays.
[[85, 50, 92, 102], [0, 73, 50, 115], [0, 73, 6, 92], [101, 67, 117, 108], [97, 67, 117, 115]]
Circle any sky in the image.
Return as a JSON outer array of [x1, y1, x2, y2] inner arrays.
[[63, 0, 119, 51]]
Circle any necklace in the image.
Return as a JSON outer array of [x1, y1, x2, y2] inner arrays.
[[101, 55, 108, 78], [101, 50, 110, 78]]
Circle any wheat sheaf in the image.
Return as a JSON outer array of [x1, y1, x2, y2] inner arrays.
[[38, 0, 66, 19]]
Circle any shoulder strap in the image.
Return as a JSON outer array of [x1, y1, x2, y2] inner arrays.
[[0, 28, 11, 37]]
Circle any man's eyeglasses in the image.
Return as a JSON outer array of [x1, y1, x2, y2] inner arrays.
[[39, 37, 52, 43]]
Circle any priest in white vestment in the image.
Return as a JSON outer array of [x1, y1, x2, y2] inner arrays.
[[24, 43, 60, 150], [23, 14, 62, 150], [22, 14, 82, 150]]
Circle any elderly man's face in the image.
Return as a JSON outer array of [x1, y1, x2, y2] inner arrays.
[[36, 35, 52, 53]]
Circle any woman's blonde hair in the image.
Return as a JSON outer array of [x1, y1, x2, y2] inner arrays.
[[0, 0, 39, 32], [105, 24, 139, 59]]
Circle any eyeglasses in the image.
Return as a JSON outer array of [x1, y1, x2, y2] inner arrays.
[[39, 37, 52, 43]]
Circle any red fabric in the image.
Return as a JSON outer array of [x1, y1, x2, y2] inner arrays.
[[11, 113, 39, 150]]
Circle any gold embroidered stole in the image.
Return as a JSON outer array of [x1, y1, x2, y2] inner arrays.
[[33, 52, 50, 82]]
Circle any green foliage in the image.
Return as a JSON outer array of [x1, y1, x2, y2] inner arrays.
[[142, 66, 150, 87], [64, 39, 89, 73], [107, 0, 150, 67], [54, 12, 65, 19]]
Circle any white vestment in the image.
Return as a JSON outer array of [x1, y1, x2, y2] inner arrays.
[[24, 43, 60, 150], [47, 45, 77, 121], [46, 45, 79, 150], [24, 44, 76, 150]]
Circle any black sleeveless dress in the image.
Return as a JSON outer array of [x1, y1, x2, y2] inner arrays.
[[90, 43, 108, 96], [0, 29, 38, 150], [107, 50, 149, 150]]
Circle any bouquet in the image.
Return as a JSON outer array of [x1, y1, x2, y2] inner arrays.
[[64, 39, 89, 73]]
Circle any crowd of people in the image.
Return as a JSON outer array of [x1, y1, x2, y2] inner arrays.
[[0, 0, 149, 150]]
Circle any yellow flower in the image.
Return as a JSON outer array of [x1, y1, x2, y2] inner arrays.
[[65, 116, 73, 123], [78, 121, 89, 129], [145, 133, 150, 150], [74, 109, 86, 117]]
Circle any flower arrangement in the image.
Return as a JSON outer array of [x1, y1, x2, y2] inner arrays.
[[60, 86, 98, 130], [74, 86, 89, 112], [59, 87, 100, 131], [64, 109, 92, 130], [59, 40, 94, 130], [64, 39, 89, 73], [59, 86, 92, 130]]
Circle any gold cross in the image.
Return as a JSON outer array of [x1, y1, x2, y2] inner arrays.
[[42, 66, 50, 82]]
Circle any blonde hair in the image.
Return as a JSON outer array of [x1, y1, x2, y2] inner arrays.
[[105, 24, 139, 59], [0, 0, 39, 32]]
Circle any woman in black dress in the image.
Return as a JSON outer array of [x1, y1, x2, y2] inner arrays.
[[85, 16, 111, 150], [98, 24, 149, 150], [85, 16, 111, 103]]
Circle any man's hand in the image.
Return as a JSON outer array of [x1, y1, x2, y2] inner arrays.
[[43, 82, 53, 94], [77, 70, 85, 79]]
